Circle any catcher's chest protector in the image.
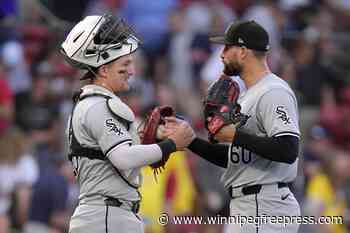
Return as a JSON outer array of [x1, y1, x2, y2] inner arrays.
[[68, 92, 132, 161], [68, 87, 141, 189]]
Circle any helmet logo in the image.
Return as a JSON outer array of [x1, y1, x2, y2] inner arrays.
[[101, 52, 109, 60]]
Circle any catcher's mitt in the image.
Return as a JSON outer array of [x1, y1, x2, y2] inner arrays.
[[203, 75, 249, 143], [139, 105, 175, 175]]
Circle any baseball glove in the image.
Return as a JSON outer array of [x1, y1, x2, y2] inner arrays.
[[139, 105, 175, 175], [203, 75, 249, 143]]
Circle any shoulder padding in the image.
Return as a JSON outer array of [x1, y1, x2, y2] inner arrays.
[[106, 98, 135, 123], [79, 88, 135, 123]]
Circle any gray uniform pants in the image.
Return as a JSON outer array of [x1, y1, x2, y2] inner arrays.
[[69, 204, 144, 233], [228, 183, 300, 233]]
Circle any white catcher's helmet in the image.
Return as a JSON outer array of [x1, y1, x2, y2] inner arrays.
[[61, 14, 140, 74]]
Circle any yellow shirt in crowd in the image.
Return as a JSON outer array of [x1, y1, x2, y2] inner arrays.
[[139, 151, 196, 233], [306, 172, 347, 233]]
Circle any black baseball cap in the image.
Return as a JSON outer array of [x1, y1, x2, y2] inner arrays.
[[210, 20, 270, 52]]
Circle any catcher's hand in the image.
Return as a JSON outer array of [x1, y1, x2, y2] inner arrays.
[[139, 105, 175, 174], [203, 75, 249, 143], [164, 116, 196, 150]]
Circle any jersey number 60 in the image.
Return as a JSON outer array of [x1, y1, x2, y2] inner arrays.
[[230, 146, 252, 164]]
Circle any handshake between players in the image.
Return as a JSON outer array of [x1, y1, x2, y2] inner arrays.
[[152, 75, 247, 149]]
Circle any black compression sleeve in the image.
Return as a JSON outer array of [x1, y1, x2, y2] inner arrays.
[[233, 131, 299, 164], [188, 138, 229, 168], [157, 139, 177, 158]]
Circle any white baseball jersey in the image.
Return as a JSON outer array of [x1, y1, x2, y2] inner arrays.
[[67, 85, 142, 204], [222, 74, 300, 188]]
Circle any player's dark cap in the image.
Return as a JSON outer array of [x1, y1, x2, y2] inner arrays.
[[209, 20, 270, 52]]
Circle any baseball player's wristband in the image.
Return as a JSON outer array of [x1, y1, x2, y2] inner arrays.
[[157, 139, 176, 157]]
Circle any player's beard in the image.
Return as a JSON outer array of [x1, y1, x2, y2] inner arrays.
[[223, 60, 242, 76]]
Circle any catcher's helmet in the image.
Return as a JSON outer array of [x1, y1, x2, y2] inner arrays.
[[61, 14, 140, 72]]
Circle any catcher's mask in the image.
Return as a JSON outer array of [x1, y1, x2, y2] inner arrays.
[[60, 14, 141, 79]]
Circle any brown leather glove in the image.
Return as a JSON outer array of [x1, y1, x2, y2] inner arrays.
[[139, 106, 175, 173]]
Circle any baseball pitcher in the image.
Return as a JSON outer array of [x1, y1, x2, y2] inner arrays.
[[167, 21, 301, 233]]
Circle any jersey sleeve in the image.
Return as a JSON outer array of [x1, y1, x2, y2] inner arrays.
[[83, 101, 132, 155], [256, 88, 300, 138]]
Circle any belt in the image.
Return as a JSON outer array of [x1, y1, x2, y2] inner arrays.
[[228, 182, 288, 198], [104, 197, 140, 214]]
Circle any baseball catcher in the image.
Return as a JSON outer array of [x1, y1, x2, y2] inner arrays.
[[203, 75, 249, 143], [61, 14, 195, 233]]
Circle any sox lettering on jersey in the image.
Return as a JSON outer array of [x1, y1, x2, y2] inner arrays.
[[106, 118, 124, 136], [276, 106, 291, 125]]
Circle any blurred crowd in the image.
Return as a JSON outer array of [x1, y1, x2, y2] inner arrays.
[[1, 0, 350, 233]]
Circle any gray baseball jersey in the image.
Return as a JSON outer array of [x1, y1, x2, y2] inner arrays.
[[68, 85, 142, 204], [222, 73, 300, 189]]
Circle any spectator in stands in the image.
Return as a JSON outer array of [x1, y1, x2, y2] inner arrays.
[[139, 151, 196, 233], [1, 40, 31, 94], [0, 65, 13, 135], [304, 151, 350, 233], [0, 128, 38, 233], [120, 0, 178, 76], [15, 64, 59, 133], [24, 117, 70, 233]]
